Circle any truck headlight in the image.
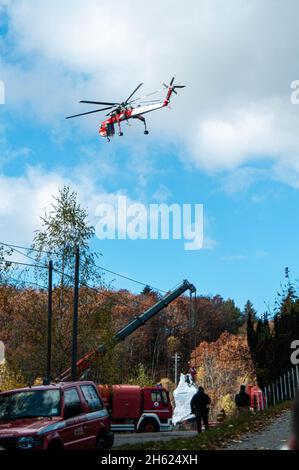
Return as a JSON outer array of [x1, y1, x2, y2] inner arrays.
[[18, 436, 43, 449]]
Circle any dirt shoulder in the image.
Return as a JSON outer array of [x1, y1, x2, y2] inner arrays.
[[115, 402, 292, 450]]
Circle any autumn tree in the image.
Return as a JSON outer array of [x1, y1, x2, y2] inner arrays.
[[32, 185, 101, 287], [0, 244, 13, 284], [191, 332, 255, 416], [247, 269, 299, 388], [128, 364, 154, 387], [0, 187, 117, 382]]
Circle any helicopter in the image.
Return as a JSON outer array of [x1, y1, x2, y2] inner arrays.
[[66, 77, 185, 141]]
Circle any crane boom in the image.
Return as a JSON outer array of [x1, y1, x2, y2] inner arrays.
[[59, 279, 196, 382]]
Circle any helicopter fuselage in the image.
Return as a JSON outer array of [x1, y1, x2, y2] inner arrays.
[[66, 78, 184, 139], [99, 100, 168, 138]]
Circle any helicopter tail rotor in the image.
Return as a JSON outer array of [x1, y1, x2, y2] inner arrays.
[[163, 77, 185, 95]]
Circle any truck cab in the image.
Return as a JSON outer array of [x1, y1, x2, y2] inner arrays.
[[98, 384, 172, 433], [0, 381, 113, 450]]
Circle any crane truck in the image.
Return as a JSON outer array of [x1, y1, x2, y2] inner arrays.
[[59, 280, 196, 433]]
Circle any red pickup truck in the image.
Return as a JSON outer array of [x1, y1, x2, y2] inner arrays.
[[0, 381, 114, 451]]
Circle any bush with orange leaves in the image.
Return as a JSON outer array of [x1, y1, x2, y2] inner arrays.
[[0, 364, 25, 391], [191, 331, 255, 417]]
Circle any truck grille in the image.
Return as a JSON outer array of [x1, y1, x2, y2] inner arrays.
[[0, 437, 19, 450]]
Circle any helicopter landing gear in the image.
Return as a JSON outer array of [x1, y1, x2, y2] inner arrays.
[[117, 121, 123, 137], [136, 115, 149, 135]]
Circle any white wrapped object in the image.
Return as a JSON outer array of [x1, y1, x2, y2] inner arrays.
[[172, 373, 198, 425]]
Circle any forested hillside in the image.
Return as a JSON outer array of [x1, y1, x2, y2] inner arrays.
[[0, 284, 244, 385]]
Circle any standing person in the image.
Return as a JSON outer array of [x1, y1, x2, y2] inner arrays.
[[284, 389, 299, 450], [190, 386, 211, 433], [235, 385, 251, 411]]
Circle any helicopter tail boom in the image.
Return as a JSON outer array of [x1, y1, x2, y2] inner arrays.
[[163, 77, 186, 105], [130, 77, 185, 117]]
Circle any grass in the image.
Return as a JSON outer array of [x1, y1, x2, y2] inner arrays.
[[115, 402, 292, 450]]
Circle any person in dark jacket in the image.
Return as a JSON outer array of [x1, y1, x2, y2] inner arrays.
[[190, 386, 211, 433], [235, 385, 251, 411], [285, 389, 299, 450], [280, 389, 299, 450]]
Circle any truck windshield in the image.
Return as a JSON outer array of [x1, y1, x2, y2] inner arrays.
[[0, 390, 61, 421]]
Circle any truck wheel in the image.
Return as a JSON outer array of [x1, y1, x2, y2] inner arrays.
[[47, 440, 63, 452], [95, 435, 111, 452], [138, 419, 159, 433]]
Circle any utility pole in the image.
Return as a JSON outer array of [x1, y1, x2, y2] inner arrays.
[[71, 246, 80, 381], [45, 259, 53, 385], [173, 352, 181, 386]]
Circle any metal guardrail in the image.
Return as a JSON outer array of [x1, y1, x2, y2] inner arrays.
[[257, 364, 299, 411]]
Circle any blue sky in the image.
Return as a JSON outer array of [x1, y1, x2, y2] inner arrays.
[[1, 0, 299, 315]]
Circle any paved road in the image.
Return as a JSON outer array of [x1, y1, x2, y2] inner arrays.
[[225, 411, 292, 450], [114, 430, 197, 447], [114, 411, 292, 449]]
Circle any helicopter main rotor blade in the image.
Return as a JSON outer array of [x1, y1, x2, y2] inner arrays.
[[128, 89, 162, 104], [139, 100, 163, 104], [66, 106, 114, 119], [80, 100, 120, 106], [170, 76, 175, 85], [125, 83, 143, 103]]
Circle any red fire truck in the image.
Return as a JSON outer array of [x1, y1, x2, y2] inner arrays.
[[247, 384, 266, 410], [98, 384, 173, 432]]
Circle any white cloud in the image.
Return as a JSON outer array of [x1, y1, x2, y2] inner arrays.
[[190, 109, 276, 171], [202, 236, 218, 251], [2, 0, 299, 187], [0, 167, 66, 245], [0, 162, 144, 247], [152, 184, 172, 203], [220, 254, 248, 262], [0, 122, 31, 168], [202, 213, 218, 251], [220, 250, 269, 262], [218, 167, 267, 195], [255, 250, 269, 259]]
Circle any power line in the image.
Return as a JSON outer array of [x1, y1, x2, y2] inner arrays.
[[52, 265, 158, 313], [0, 241, 52, 256], [0, 258, 160, 316], [81, 282, 156, 312], [1, 241, 170, 313], [2, 245, 39, 265], [1, 241, 166, 295], [4, 275, 47, 290], [0, 256, 170, 323], [0, 259, 47, 270], [94, 263, 166, 294], [0, 253, 164, 313]]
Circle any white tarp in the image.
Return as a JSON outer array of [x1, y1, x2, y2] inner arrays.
[[172, 373, 198, 425]]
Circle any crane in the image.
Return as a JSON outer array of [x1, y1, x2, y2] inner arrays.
[[59, 279, 196, 382]]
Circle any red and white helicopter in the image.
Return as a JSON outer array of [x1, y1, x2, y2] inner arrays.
[[66, 77, 185, 141]]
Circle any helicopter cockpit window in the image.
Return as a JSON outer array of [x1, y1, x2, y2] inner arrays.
[[106, 123, 115, 136]]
